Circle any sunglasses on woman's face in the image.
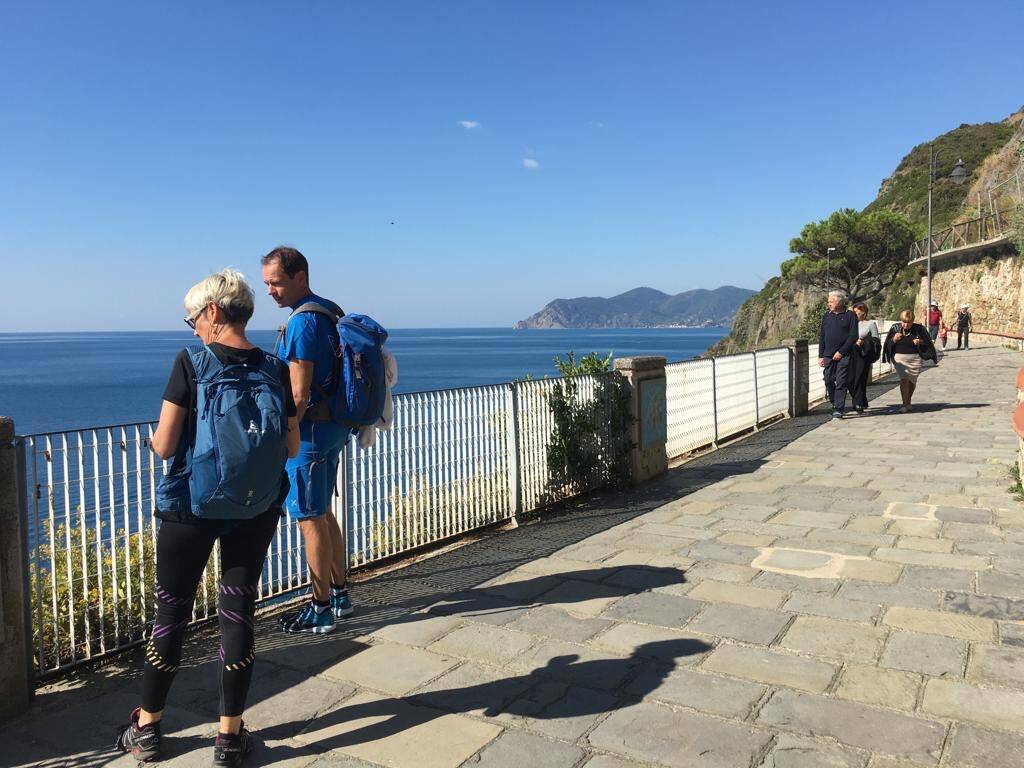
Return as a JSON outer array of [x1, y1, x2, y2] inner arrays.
[[184, 307, 205, 330]]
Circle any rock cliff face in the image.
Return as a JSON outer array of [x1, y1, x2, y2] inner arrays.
[[709, 279, 822, 355], [916, 250, 1023, 337], [515, 286, 756, 329]]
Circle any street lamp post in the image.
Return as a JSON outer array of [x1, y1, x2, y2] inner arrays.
[[826, 247, 836, 291], [926, 148, 968, 323]]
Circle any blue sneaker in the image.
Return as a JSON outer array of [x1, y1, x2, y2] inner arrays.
[[331, 589, 354, 620], [278, 603, 336, 634]]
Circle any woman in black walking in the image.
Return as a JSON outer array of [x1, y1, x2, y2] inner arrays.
[[883, 309, 938, 413]]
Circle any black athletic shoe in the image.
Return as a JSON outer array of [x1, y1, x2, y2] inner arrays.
[[115, 707, 162, 762], [212, 725, 254, 767]]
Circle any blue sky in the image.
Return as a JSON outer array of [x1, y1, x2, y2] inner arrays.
[[2, 1, 1022, 331]]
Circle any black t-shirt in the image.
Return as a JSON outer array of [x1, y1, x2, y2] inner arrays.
[[957, 312, 971, 329], [158, 344, 296, 523]]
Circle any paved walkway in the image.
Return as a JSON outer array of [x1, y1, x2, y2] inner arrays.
[[4, 345, 1024, 768]]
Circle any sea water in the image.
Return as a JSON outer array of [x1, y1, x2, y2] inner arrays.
[[0, 327, 726, 435]]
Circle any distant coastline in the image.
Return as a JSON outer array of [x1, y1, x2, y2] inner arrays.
[[514, 323, 728, 330], [516, 286, 756, 330]]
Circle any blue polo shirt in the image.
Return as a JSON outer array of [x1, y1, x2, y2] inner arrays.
[[277, 293, 348, 447]]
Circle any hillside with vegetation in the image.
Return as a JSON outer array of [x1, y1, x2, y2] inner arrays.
[[710, 108, 1023, 355]]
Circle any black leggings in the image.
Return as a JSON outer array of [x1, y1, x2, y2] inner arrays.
[[142, 508, 279, 717]]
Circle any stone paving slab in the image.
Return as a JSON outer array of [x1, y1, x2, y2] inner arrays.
[[5, 344, 1024, 767]]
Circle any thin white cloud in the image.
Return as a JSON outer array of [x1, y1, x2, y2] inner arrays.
[[522, 157, 540, 170], [458, 120, 481, 129]]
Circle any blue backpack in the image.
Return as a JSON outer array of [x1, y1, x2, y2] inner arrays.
[[280, 301, 389, 429], [156, 346, 289, 519]]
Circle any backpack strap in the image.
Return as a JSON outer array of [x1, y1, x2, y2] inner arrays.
[[275, 300, 347, 422], [187, 345, 223, 381], [274, 301, 345, 353]]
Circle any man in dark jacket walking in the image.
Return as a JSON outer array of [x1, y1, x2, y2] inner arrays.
[[818, 290, 859, 419]]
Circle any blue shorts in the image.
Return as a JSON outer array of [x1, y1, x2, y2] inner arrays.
[[284, 430, 348, 521]]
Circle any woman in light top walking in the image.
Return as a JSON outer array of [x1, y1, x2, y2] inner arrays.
[[883, 309, 938, 413], [848, 302, 880, 414]]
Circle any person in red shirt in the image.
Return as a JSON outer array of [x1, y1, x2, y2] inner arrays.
[[927, 301, 942, 342]]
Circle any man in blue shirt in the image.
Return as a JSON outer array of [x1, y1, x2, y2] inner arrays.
[[261, 247, 353, 634], [818, 290, 859, 419]]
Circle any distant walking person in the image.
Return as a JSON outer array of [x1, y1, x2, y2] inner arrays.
[[883, 309, 938, 413], [848, 302, 880, 414], [116, 270, 298, 766], [955, 304, 973, 350], [261, 247, 354, 634], [818, 290, 859, 419], [927, 300, 942, 342]]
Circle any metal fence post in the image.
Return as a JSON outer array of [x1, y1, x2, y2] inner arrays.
[[0, 418, 32, 719], [506, 383, 522, 519], [752, 352, 760, 428], [710, 358, 719, 447]]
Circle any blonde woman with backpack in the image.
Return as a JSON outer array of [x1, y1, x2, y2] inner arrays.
[[116, 269, 298, 767]]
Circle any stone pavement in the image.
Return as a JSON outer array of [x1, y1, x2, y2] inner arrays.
[[3, 345, 1024, 768]]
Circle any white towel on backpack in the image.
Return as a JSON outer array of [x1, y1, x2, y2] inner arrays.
[[357, 348, 398, 449]]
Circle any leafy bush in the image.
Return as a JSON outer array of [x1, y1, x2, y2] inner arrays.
[[545, 352, 634, 499], [31, 517, 217, 670], [1012, 202, 1024, 255], [875, 268, 919, 321], [794, 298, 828, 343]]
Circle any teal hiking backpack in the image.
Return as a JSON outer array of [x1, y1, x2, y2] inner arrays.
[[156, 346, 289, 519]]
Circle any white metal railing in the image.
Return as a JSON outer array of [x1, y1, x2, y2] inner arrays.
[[665, 348, 791, 459], [18, 372, 626, 677], [19, 425, 307, 676], [347, 384, 514, 569]]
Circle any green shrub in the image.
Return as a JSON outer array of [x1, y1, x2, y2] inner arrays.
[[544, 352, 634, 500], [31, 517, 217, 670], [1009, 464, 1024, 502], [1012, 202, 1024, 255], [794, 298, 829, 342]]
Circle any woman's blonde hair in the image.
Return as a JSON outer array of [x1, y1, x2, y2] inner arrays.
[[900, 309, 914, 322], [184, 269, 255, 325]]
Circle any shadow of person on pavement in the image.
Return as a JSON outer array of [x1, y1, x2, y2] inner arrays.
[[255, 637, 712, 761]]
